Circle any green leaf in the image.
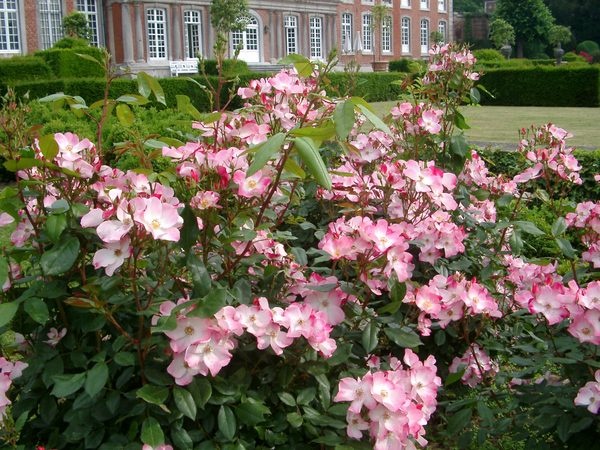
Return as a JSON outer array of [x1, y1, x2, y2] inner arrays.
[[384, 327, 423, 348], [173, 386, 197, 420], [286, 412, 303, 428], [333, 100, 355, 140], [141, 417, 164, 446], [279, 54, 313, 77], [278, 392, 296, 406], [290, 124, 336, 141], [85, 362, 109, 398], [187, 253, 211, 298], [24, 297, 49, 325], [450, 133, 469, 158], [355, 103, 392, 135], [509, 230, 523, 254], [454, 111, 471, 130], [138, 72, 167, 105], [51, 372, 86, 397], [361, 321, 379, 353], [39, 92, 69, 103], [75, 52, 102, 66], [556, 237, 575, 259], [40, 235, 80, 276], [116, 103, 135, 126], [116, 94, 150, 105], [551, 217, 567, 236], [0, 257, 8, 292], [477, 401, 494, 422], [294, 137, 332, 190], [190, 377, 212, 409], [445, 369, 465, 386], [45, 213, 67, 243], [469, 87, 481, 105], [189, 287, 228, 318], [136, 384, 169, 405], [176, 94, 202, 120], [447, 407, 473, 435], [283, 157, 306, 179], [113, 351, 135, 366], [235, 398, 270, 426], [218, 405, 237, 441], [514, 220, 546, 236], [0, 302, 19, 328], [39, 134, 60, 161], [180, 204, 200, 251], [246, 132, 286, 177], [296, 387, 316, 405]]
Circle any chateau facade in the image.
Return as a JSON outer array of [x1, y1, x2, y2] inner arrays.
[[1, 0, 452, 74]]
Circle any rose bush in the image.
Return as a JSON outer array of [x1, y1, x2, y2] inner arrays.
[[0, 44, 598, 449]]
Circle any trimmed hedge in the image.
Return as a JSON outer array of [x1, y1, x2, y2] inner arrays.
[[34, 47, 104, 78], [200, 59, 250, 76], [0, 56, 53, 82], [479, 66, 600, 107], [479, 148, 600, 202]]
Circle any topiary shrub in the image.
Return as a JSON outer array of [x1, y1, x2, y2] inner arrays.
[[564, 52, 588, 63], [52, 37, 90, 49], [0, 56, 53, 84], [576, 40, 600, 55], [34, 47, 104, 78], [199, 58, 250, 76], [473, 49, 505, 62]]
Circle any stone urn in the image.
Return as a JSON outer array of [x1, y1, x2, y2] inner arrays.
[[371, 61, 389, 72], [554, 43, 565, 65], [500, 44, 512, 60]]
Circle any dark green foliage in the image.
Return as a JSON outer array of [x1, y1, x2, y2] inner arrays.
[[0, 56, 53, 83], [473, 49, 506, 62], [388, 59, 426, 74], [576, 40, 600, 55], [479, 65, 600, 106], [479, 148, 600, 202], [52, 37, 90, 49], [200, 58, 250, 76], [563, 52, 588, 63], [325, 72, 404, 101], [34, 47, 104, 78]]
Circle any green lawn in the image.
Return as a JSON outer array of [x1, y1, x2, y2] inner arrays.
[[373, 103, 600, 149]]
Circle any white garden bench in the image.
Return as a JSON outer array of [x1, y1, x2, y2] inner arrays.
[[169, 59, 199, 76]]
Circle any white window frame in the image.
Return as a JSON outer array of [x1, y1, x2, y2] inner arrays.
[[420, 0, 429, 10], [147, 8, 167, 60], [361, 0, 374, 4], [76, 0, 100, 46], [438, 20, 447, 44], [309, 16, 323, 60], [382, 0, 392, 5], [341, 12, 353, 53], [284, 15, 298, 55], [39, 0, 63, 49], [438, 0, 446, 12], [0, 0, 20, 53], [401, 0, 411, 7], [381, 16, 392, 54], [362, 13, 372, 53], [184, 10, 202, 59], [401, 17, 410, 54], [420, 18, 429, 54]]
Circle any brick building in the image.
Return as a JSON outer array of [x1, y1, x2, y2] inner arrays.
[[1, 0, 452, 74]]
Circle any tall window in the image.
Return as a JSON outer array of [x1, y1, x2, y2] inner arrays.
[[0, 0, 20, 53], [184, 10, 202, 58], [401, 17, 410, 53], [381, 16, 391, 53], [39, 0, 63, 49], [309, 16, 322, 59], [341, 12, 352, 53], [76, 0, 99, 46], [284, 15, 297, 55], [147, 8, 167, 59], [362, 13, 372, 53], [438, 20, 447, 44], [401, 0, 411, 6], [420, 0, 429, 9], [382, 0, 392, 5], [438, 0, 446, 11], [420, 18, 429, 54]]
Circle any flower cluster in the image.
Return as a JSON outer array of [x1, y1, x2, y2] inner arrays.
[[0, 357, 27, 419], [449, 344, 498, 388], [159, 296, 338, 385], [334, 350, 441, 449], [574, 370, 600, 414], [404, 274, 502, 336], [566, 201, 600, 268]]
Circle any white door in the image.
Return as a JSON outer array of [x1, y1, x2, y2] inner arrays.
[[231, 16, 260, 63]]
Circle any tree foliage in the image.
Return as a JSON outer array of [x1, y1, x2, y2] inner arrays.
[[495, 0, 555, 57], [544, 0, 600, 46]]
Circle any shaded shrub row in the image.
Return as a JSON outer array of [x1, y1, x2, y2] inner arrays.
[[479, 66, 600, 107]]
